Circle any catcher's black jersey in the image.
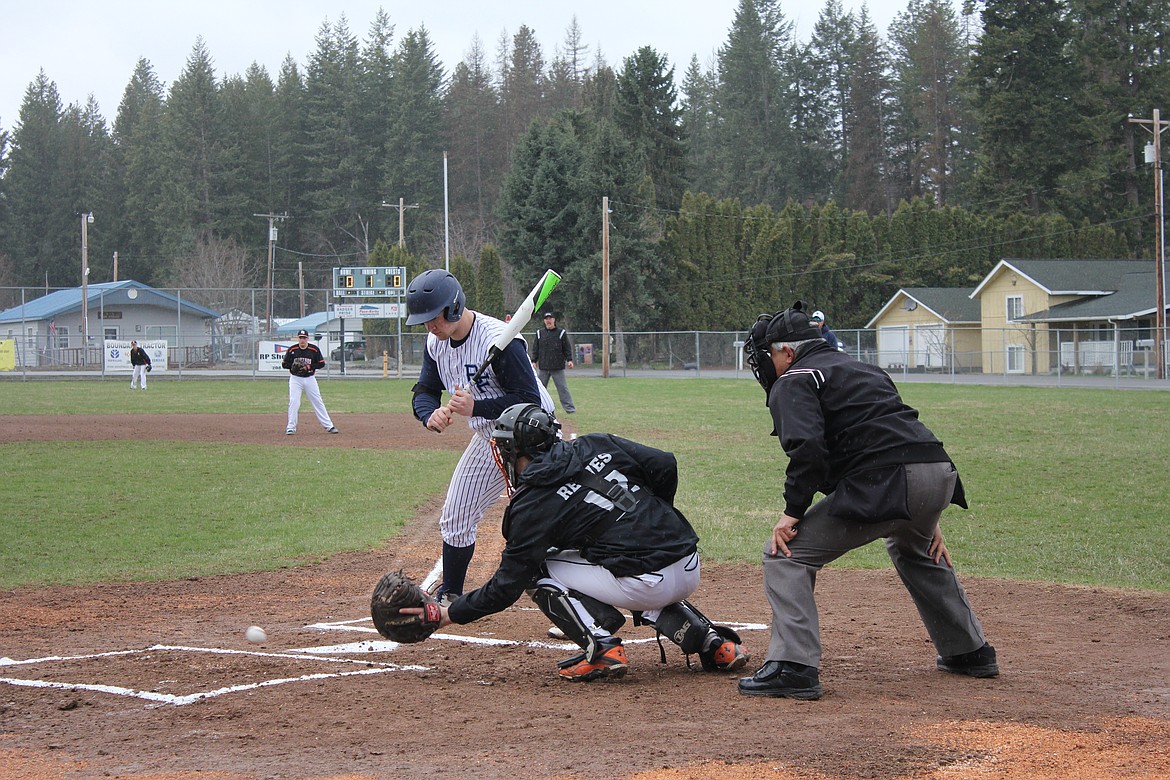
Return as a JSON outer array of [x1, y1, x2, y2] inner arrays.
[[281, 343, 325, 376], [448, 433, 699, 625]]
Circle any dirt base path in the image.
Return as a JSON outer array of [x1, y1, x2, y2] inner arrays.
[[1, 415, 1168, 780]]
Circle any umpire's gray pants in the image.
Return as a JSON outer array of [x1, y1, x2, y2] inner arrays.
[[761, 461, 988, 668], [538, 368, 576, 413]]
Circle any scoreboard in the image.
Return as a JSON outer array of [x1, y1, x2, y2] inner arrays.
[[332, 266, 407, 297]]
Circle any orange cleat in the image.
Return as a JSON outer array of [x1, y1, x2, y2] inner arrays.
[[708, 639, 750, 672], [558, 641, 629, 682]]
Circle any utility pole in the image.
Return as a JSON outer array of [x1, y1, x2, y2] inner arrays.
[[254, 212, 289, 334], [602, 196, 610, 379], [380, 198, 419, 248], [298, 261, 305, 317], [1130, 110, 1168, 379], [80, 212, 93, 359]]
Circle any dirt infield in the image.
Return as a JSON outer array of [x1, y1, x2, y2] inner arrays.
[[1, 413, 1168, 780]]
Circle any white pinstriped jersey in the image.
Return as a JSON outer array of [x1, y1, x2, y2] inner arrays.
[[425, 312, 553, 436]]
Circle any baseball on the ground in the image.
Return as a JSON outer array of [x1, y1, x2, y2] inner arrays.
[[245, 626, 267, 644]]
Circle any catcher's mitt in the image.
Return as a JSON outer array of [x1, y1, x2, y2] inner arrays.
[[290, 357, 312, 376], [370, 569, 442, 643]]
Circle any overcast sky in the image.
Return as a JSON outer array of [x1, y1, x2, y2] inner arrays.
[[2, 0, 929, 133]]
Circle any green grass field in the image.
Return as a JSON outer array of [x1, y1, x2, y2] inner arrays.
[[2, 377, 1167, 592]]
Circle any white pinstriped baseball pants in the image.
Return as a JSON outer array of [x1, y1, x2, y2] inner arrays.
[[439, 430, 507, 548]]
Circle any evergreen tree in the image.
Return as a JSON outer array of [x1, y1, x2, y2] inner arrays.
[[544, 16, 590, 112], [301, 17, 366, 254], [787, 41, 836, 203], [887, 0, 971, 206], [497, 112, 587, 289], [357, 9, 397, 243], [1063, 0, 1170, 235], [381, 26, 446, 253], [581, 64, 618, 122], [444, 36, 502, 229], [679, 56, 719, 196], [476, 243, 504, 317], [499, 26, 547, 161], [60, 98, 116, 281], [270, 56, 308, 247], [579, 116, 661, 331], [839, 8, 891, 214], [808, 0, 857, 198], [714, 0, 797, 208], [0, 124, 10, 258], [217, 64, 277, 245], [5, 72, 71, 284], [111, 58, 166, 281], [615, 46, 688, 212], [156, 37, 226, 261], [967, 0, 1084, 215]]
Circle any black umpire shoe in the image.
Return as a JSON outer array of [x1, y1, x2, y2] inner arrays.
[[937, 643, 999, 678], [737, 660, 823, 700]]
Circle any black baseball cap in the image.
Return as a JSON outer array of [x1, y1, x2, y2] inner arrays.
[[297, 329, 309, 337], [542, 312, 555, 318], [763, 301, 821, 344]]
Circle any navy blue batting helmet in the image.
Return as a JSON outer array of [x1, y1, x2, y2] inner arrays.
[[405, 270, 466, 325]]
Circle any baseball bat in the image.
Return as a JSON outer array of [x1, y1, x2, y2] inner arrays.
[[469, 268, 561, 383]]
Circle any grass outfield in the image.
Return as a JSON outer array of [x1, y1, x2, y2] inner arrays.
[[2, 377, 1167, 592]]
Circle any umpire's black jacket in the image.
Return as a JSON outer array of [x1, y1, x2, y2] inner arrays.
[[447, 433, 699, 625], [769, 338, 965, 522]]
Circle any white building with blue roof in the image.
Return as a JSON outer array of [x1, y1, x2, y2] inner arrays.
[[0, 280, 222, 368]]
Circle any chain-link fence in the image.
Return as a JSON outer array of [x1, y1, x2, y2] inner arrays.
[[2, 285, 1168, 382]]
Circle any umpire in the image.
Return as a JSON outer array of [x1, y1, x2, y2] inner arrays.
[[738, 301, 997, 700], [530, 312, 576, 414]]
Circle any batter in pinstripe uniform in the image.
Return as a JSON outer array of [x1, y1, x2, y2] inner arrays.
[[406, 269, 554, 604]]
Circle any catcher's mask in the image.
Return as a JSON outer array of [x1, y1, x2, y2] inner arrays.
[[490, 403, 561, 493], [744, 300, 820, 394], [405, 269, 466, 325]]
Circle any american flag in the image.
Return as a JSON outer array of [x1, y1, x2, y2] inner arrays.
[[48, 320, 57, 336]]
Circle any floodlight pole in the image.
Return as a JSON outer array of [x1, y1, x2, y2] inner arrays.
[[1130, 110, 1167, 380], [80, 212, 93, 362]]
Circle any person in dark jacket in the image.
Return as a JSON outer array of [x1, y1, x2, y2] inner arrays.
[[416, 403, 749, 683], [128, 340, 151, 390], [529, 312, 576, 413], [808, 310, 842, 351], [737, 301, 996, 700]]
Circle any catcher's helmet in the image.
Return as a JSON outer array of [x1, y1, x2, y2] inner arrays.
[[405, 269, 466, 325], [491, 403, 561, 488]]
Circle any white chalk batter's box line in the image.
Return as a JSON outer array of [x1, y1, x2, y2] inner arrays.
[[0, 611, 767, 706], [0, 645, 426, 707]]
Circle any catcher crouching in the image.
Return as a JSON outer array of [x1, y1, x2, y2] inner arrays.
[[384, 403, 748, 682]]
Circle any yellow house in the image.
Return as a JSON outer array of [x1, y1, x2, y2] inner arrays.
[[971, 259, 1160, 375], [866, 288, 982, 372]]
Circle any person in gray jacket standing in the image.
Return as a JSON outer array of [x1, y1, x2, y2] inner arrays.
[[530, 312, 576, 414]]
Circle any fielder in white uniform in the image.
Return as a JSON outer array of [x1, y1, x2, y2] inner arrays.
[[281, 329, 339, 435], [406, 270, 553, 603]]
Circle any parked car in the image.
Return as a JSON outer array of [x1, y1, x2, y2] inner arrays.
[[331, 341, 366, 361]]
